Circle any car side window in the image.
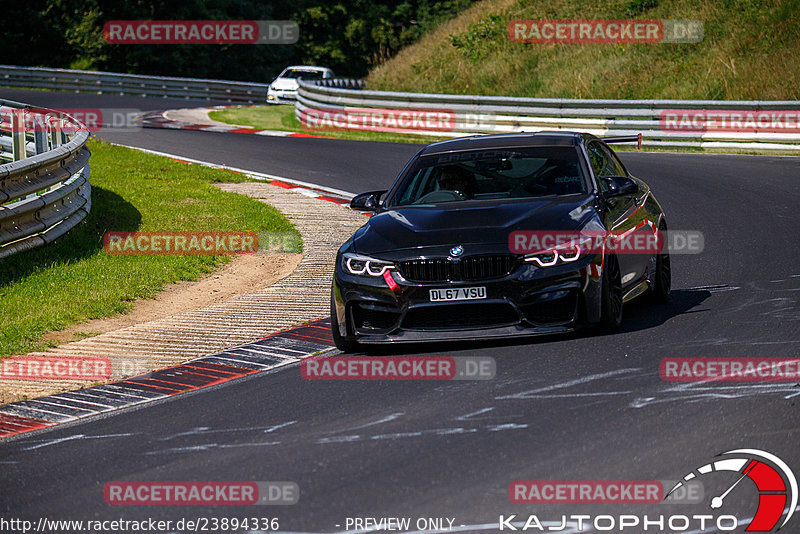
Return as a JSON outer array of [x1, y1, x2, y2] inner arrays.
[[600, 143, 628, 177], [587, 142, 615, 191]]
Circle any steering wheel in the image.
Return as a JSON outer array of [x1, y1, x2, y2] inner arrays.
[[416, 190, 467, 203]]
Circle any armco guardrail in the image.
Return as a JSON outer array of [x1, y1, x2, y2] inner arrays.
[[0, 65, 269, 104], [296, 80, 800, 150], [314, 78, 367, 90], [0, 100, 91, 258]]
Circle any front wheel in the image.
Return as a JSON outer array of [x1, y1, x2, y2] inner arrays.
[[599, 253, 623, 331], [331, 291, 359, 353], [648, 248, 671, 304]]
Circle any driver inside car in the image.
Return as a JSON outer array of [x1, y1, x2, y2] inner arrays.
[[437, 165, 478, 198]]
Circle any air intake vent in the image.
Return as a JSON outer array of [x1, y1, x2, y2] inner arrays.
[[398, 255, 516, 282], [398, 258, 454, 282], [460, 255, 516, 281]]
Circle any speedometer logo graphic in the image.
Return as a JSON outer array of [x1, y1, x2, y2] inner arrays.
[[666, 449, 797, 531]]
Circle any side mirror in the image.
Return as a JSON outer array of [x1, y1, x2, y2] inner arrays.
[[350, 190, 387, 211], [601, 176, 639, 199]]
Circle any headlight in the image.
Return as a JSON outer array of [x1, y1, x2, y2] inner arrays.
[[524, 238, 588, 267], [342, 253, 394, 276]]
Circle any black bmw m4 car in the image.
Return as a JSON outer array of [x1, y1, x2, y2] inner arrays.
[[331, 131, 670, 351]]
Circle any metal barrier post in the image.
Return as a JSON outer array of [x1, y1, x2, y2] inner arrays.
[[11, 108, 25, 160], [34, 126, 48, 154], [49, 117, 62, 148]]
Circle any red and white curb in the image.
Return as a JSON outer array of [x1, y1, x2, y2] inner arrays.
[[0, 319, 335, 440], [111, 144, 356, 207], [140, 108, 330, 139], [0, 146, 366, 441]]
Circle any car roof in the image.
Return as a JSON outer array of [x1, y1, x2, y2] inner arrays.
[[281, 65, 331, 72], [418, 131, 594, 155]]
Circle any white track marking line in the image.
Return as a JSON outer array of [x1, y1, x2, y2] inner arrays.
[[107, 143, 357, 199], [496, 368, 641, 399]]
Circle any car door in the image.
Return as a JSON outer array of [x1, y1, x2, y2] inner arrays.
[[586, 140, 646, 290]]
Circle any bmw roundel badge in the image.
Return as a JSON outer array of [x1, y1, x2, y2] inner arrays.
[[450, 245, 464, 257]]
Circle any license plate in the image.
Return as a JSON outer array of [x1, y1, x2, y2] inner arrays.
[[429, 287, 487, 302]]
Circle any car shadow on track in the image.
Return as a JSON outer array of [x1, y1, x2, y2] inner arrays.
[[615, 287, 712, 334], [356, 288, 712, 356]]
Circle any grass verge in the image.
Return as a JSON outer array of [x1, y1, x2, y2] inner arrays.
[[208, 104, 445, 144], [367, 0, 800, 100], [0, 139, 300, 357]]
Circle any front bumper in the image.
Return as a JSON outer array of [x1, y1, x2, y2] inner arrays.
[[333, 256, 603, 344], [347, 323, 575, 344], [267, 89, 297, 104]]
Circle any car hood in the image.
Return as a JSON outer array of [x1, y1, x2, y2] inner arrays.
[[271, 78, 299, 91], [352, 196, 597, 256]]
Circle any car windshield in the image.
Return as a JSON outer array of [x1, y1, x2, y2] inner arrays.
[[280, 69, 325, 79], [390, 146, 586, 206]]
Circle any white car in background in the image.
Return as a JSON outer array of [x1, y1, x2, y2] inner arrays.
[[267, 65, 334, 104]]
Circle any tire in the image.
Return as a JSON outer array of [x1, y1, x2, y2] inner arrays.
[[599, 253, 623, 331], [331, 291, 358, 353], [648, 237, 672, 304]]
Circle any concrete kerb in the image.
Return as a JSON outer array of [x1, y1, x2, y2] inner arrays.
[[0, 152, 367, 438], [140, 106, 329, 139]]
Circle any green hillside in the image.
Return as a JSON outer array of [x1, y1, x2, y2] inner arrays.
[[367, 0, 800, 100]]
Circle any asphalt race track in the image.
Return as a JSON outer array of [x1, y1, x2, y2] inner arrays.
[[1, 89, 799, 533]]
